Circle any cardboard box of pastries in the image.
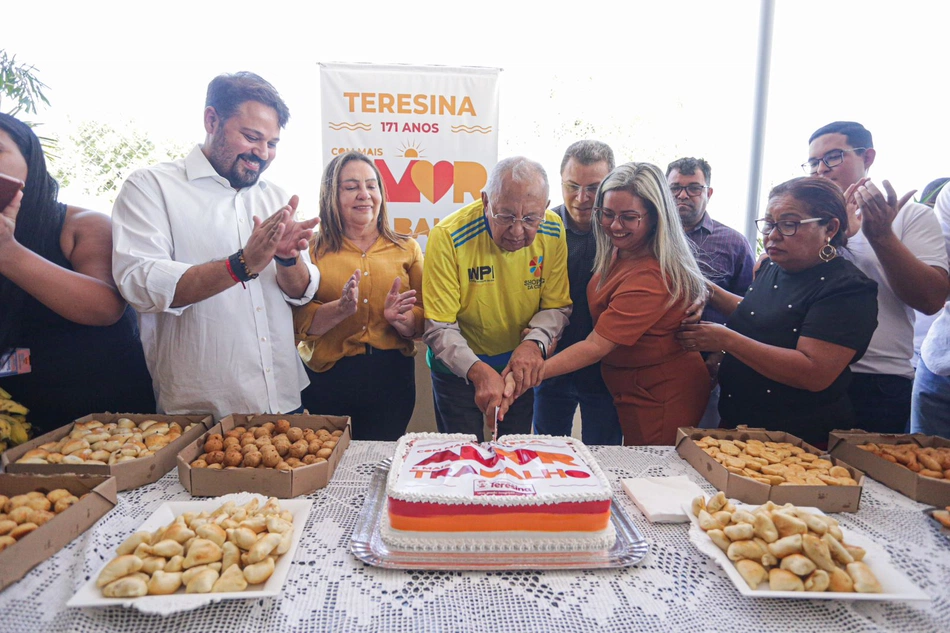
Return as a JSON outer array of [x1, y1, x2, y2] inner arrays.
[[177, 413, 351, 499], [0, 413, 213, 491], [828, 430, 950, 507], [675, 427, 864, 513], [0, 473, 117, 592]]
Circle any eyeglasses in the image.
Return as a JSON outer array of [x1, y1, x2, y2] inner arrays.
[[488, 208, 544, 229], [595, 207, 643, 229], [755, 217, 824, 236], [562, 182, 600, 196], [669, 184, 708, 197], [801, 148, 866, 175]]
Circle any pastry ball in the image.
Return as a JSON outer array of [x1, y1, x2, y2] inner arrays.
[[203, 435, 224, 453], [223, 450, 244, 468]]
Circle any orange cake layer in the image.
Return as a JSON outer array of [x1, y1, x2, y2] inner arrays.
[[388, 511, 611, 533]]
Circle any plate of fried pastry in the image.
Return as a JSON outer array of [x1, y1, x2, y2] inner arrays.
[[685, 493, 928, 601], [67, 493, 311, 613]]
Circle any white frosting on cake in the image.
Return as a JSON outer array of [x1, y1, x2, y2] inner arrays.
[[386, 433, 613, 507]]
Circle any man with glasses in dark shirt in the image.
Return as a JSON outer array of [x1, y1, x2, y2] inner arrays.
[[667, 157, 754, 428], [805, 121, 948, 433], [533, 141, 622, 444]]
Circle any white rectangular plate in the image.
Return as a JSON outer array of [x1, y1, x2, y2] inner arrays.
[[684, 502, 929, 601], [67, 493, 312, 614]]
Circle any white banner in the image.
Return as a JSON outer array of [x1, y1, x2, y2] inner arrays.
[[319, 63, 500, 251]]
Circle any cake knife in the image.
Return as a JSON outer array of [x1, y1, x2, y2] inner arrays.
[[492, 406, 499, 443]]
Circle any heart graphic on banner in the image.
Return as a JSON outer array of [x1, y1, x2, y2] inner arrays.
[[410, 161, 455, 204]]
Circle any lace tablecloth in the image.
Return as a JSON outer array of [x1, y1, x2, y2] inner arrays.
[[2, 443, 948, 633]]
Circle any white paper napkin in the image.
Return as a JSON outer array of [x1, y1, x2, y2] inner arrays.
[[621, 476, 706, 523]]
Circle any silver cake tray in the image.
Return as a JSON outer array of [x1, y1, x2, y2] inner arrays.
[[349, 458, 650, 570]]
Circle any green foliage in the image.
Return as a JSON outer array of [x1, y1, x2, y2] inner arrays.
[[0, 49, 57, 160], [53, 119, 189, 203], [0, 50, 51, 117]]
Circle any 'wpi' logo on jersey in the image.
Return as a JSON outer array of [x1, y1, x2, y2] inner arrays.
[[468, 265, 495, 283]]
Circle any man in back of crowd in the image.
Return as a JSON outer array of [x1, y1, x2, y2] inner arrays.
[[533, 140, 622, 445], [667, 157, 754, 428], [806, 121, 949, 433]]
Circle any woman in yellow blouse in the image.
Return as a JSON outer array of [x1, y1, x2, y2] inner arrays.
[[294, 151, 423, 440]]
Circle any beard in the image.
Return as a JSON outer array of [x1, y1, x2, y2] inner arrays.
[[224, 153, 268, 188], [206, 136, 269, 189]]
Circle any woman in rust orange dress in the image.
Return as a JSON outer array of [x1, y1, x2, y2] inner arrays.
[[538, 162, 709, 445]]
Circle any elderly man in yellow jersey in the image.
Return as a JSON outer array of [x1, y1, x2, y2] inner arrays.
[[423, 157, 572, 440]]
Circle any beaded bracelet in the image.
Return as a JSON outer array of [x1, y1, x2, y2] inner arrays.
[[227, 249, 258, 289]]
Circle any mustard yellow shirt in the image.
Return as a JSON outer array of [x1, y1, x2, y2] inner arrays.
[[294, 236, 424, 372]]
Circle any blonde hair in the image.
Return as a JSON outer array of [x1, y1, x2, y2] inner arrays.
[[592, 162, 707, 307], [313, 151, 405, 255]]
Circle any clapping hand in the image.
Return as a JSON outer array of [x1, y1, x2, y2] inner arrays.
[[842, 177, 870, 236], [338, 269, 361, 317], [383, 277, 417, 338], [244, 196, 319, 273], [852, 180, 915, 243], [269, 195, 319, 260]]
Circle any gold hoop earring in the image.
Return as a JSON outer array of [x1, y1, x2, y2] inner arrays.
[[819, 239, 837, 262]]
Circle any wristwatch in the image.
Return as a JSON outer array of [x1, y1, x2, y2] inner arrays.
[[529, 339, 547, 359], [273, 254, 298, 267]]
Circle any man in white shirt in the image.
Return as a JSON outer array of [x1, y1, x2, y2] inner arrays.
[[805, 121, 949, 433], [911, 183, 950, 438], [112, 72, 320, 418]]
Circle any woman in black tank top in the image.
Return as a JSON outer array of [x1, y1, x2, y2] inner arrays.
[[0, 113, 154, 436]]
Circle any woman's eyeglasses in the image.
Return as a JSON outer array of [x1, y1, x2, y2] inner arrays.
[[755, 217, 824, 236], [595, 208, 642, 229]]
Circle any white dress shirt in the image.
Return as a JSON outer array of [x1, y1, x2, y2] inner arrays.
[[921, 185, 950, 375], [112, 146, 319, 418], [841, 201, 948, 378]]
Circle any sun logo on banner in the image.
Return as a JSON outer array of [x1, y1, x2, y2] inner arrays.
[[529, 256, 543, 277], [397, 141, 426, 159]]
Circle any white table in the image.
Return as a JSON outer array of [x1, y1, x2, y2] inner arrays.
[[2, 442, 947, 632]]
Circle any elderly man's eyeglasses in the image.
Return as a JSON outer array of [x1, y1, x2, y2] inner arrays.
[[595, 207, 642, 228], [669, 184, 708, 197], [755, 217, 824, 236], [801, 148, 866, 175], [562, 182, 600, 196], [488, 208, 544, 229]]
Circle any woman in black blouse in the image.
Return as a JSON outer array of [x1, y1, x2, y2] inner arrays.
[[677, 177, 878, 448]]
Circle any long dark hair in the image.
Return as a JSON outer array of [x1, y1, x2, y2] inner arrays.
[[0, 113, 68, 357]]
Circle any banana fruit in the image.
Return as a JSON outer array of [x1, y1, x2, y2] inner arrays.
[[0, 389, 31, 454]]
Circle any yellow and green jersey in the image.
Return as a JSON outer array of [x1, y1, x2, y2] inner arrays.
[[424, 200, 571, 372]]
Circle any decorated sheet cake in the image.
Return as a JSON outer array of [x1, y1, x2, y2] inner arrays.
[[382, 433, 615, 552]]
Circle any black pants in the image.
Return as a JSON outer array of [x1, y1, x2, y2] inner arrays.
[[300, 349, 415, 441], [430, 369, 534, 442], [847, 373, 912, 434]]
